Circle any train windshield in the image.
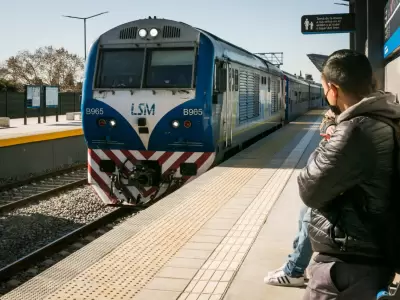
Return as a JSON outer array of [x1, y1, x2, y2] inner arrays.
[[145, 49, 194, 88], [96, 49, 144, 88]]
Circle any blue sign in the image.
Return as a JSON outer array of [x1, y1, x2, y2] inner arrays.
[[384, 27, 400, 58], [131, 103, 155, 116], [384, 1, 400, 58]]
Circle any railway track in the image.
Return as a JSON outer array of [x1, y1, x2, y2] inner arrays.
[[0, 165, 88, 214], [0, 207, 136, 287]]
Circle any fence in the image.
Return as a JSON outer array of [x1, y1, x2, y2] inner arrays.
[[0, 91, 82, 118]]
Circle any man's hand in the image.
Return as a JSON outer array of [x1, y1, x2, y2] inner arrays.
[[320, 109, 337, 140], [325, 109, 335, 120], [326, 125, 335, 136], [320, 125, 336, 141]]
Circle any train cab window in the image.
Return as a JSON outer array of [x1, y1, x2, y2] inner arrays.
[[267, 77, 271, 92], [145, 49, 194, 88], [96, 49, 144, 88]]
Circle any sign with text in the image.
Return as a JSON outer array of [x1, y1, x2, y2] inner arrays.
[[45, 86, 59, 108], [384, 0, 400, 58], [26, 86, 41, 108], [301, 13, 356, 34]]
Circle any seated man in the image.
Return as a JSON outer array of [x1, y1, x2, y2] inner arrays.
[[264, 110, 336, 287]]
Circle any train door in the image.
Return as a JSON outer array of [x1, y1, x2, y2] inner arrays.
[[223, 63, 234, 148], [283, 78, 289, 121], [271, 78, 278, 114]]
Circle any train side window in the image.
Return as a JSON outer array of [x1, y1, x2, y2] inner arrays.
[[262, 77, 266, 85], [213, 61, 227, 104], [234, 69, 238, 91], [214, 61, 227, 93], [268, 77, 271, 92], [229, 68, 232, 91]]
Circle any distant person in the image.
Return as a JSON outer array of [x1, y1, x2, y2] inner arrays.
[[264, 110, 337, 287], [298, 49, 400, 299]]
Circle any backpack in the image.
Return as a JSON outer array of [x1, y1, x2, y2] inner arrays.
[[355, 113, 400, 273]]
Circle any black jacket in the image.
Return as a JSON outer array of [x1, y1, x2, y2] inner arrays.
[[298, 91, 400, 261]]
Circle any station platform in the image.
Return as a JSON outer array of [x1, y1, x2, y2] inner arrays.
[[2, 109, 325, 300], [0, 115, 83, 148]]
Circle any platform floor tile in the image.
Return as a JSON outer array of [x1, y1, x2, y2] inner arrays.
[[223, 128, 323, 300], [134, 120, 319, 300]]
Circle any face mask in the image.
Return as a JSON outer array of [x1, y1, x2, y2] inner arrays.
[[325, 88, 341, 115]]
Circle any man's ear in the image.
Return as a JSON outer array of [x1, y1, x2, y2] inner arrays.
[[330, 83, 339, 99]]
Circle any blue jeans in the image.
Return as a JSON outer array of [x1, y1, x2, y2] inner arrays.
[[283, 204, 313, 278]]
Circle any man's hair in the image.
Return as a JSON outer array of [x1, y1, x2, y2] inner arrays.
[[322, 49, 376, 99]]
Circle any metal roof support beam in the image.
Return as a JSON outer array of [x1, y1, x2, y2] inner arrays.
[[367, 0, 385, 89]]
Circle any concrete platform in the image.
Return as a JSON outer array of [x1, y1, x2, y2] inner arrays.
[[223, 126, 322, 300], [0, 115, 86, 179], [1, 110, 324, 300], [0, 115, 83, 148]]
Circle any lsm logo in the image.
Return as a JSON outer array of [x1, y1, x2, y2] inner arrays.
[[131, 103, 155, 116]]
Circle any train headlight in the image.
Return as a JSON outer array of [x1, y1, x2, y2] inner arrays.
[[172, 120, 179, 128], [149, 28, 158, 37], [138, 28, 147, 38], [110, 119, 117, 127]]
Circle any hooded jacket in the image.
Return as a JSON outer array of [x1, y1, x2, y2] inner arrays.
[[298, 91, 400, 262]]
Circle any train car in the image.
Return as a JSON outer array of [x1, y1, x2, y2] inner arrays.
[[283, 72, 323, 122], [308, 81, 324, 109], [82, 17, 286, 206]]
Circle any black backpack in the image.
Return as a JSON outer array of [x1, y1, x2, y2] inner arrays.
[[356, 114, 400, 273]]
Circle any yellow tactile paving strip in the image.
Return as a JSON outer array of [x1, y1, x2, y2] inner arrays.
[[1, 110, 325, 300], [0, 128, 83, 147]]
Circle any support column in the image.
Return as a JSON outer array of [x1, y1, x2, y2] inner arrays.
[[354, 0, 367, 54], [349, 1, 355, 50], [367, 0, 385, 89]]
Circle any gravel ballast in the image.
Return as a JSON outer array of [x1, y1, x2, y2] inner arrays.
[[0, 185, 115, 269]]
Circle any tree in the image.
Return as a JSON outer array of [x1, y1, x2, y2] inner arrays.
[[0, 79, 18, 92], [2, 46, 84, 92]]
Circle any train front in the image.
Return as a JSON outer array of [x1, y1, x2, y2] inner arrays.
[[82, 18, 216, 205]]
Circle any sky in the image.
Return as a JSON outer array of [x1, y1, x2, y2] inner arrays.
[[0, 0, 349, 82]]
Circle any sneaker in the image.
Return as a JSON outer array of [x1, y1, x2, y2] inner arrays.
[[267, 264, 307, 279], [267, 264, 286, 276], [264, 269, 305, 287]]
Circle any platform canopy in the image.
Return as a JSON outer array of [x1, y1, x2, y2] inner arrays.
[[307, 54, 329, 72]]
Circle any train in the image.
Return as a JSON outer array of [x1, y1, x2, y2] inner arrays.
[[81, 17, 325, 206]]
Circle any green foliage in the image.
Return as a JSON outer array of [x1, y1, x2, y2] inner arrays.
[[1, 46, 84, 92], [0, 78, 18, 92]]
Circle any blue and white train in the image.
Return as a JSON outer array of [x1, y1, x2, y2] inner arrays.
[[81, 17, 324, 206]]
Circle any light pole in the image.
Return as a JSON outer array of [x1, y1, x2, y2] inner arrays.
[[62, 11, 109, 60], [334, 0, 350, 6]]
